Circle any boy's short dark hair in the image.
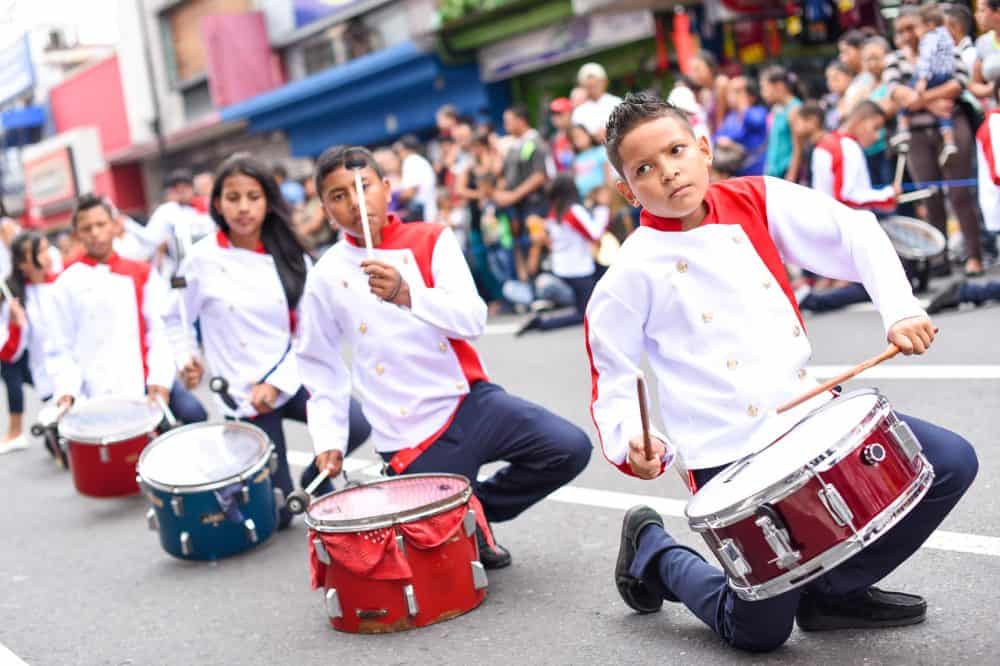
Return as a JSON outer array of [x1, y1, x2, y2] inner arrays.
[[506, 104, 530, 123], [838, 29, 866, 49], [72, 193, 113, 227], [272, 163, 288, 179], [797, 100, 825, 126], [164, 168, 193, 188], [943, 4, 973, 37], [605, 92, 694, 177], [314, 146, 385, 195], [846, 99, 887, 124]]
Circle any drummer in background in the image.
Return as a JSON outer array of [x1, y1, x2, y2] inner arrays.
[[45, 194, 207, 426], [0, 232, 59, 456], [297, 146, 592, 569], [142, 169, 217, 274], [589, 94, 977, 652], [797, 101, 902, 314], [926, 89, 1000, 314], [165, 154, 371, 529]]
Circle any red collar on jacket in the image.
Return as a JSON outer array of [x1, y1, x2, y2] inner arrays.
[[343, 214, 403, 247], [216, 230, 265, 254], [639, 186, 716, 233], [79, 251, 120, 267]]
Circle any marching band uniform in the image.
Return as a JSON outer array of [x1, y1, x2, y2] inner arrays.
[[164, 231, 370, 524], [812, 132, 896, 210], [0, 275, 58, 401], [296, 215, 591, 560], [588, 176, 977, 651], [44, 252, 206, 423]]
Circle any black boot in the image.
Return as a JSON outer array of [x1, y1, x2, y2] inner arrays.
[[796, 587, 926, 631], [476, 524, 512, 569]]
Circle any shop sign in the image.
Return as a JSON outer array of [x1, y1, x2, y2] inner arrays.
[[24, 146, 78, 216], [479, 10, 655, 82], [0, 35, 35, 107]]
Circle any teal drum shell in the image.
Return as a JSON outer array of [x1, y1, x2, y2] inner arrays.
[[137, 422, 282, 561]]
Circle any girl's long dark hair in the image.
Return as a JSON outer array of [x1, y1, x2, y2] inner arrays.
[[209, 153, 308, 309], [547, 173, 582, 220], [7, 231, 44, 302]]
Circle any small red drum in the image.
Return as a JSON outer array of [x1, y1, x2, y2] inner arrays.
[[685, 390, 934, 601], [306, 474, 488, 633], [60, 397, 163, 497]]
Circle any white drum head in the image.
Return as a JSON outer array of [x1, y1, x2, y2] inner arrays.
[[138, 422, 270, 491], [686, 392, 882, 520], [60, 397, 162, 443]]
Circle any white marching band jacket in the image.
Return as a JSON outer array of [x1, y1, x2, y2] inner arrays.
[[812, 132, 896, 210], [164, 232, 304, 418], [547, 203, 608, 278], [976, 109, 1000, 233], [586, 177, 926, 475], [296, 216, 489, 458], [0, 280, 59, 399], [45, 254, 176, 400]]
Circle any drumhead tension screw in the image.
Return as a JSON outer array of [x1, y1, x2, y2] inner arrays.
[[862, 443, 887, 466]]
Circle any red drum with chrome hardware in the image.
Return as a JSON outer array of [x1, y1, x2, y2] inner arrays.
[[306, 474, 488, 633], [685, 390, 934, 601], [60, 397, 163, 497]]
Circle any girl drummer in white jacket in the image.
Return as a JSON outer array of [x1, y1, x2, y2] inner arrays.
[[0, 232, 60, 456], [166, 154, 370, 528]]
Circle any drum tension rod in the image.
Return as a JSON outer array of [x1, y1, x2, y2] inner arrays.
[[755, 505, 801, 570]]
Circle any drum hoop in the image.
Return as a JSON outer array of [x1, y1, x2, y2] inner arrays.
[[305, 473, 473, 533], [137, 422, 274, 494], [880, 216, 947, 260], [687, 389, 891, 529], [60, 398, 163, 444]]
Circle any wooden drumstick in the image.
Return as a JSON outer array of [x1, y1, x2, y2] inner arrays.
[[636, 372, 654, 461], [897, 188, 936, 204], [893, 153, 907, 191], [345, 155, 375, 259], [777, 344, 900, 414]]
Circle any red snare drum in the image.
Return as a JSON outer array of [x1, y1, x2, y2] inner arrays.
[[306, 474, 488, 633], [685, 390, 934, 601], [60, 397, 162, 497]]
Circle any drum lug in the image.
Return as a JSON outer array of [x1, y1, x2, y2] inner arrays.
[[395, 534, 406, 556], [862, 443, 887, 466], [145, 508, 159, 531], [403, 584, 419, 617], [239, 485, 250, 505], [313, 537, 330, 565], [180, 531, 192, 556], [718, 538, 752, 577], [244, 518, 258, 544], [888, 420, 922, 462], [325, 588, 342, 619], [755, 513, 801, 570], [171, 495, 184, 517], [99, 445, 110, 464], [471, 561, 488, 591], [819, 484, 855, 527], [463, 509, 476, 538], [268, 451, 279, 475]]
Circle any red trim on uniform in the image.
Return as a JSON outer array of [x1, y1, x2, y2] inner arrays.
[[977, 110, 1000, 186], [562, 206, 600, 242], [639, 177, 805, 328], [0, 321, 22, 362], [816, 133, 895, 210], [216, 230, 265, 253], [388, 395, 467, 474]]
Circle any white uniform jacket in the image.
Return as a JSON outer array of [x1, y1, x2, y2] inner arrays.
[[0, 278, 59, 398], [45, 254, 175, 400], [547, 203, 608, 278], [812, 132, 896, 210], [296, 217, 489, 457], [976, 109, 1000, 233], [164, 231, 304, 418], [586, 176, 925, 475]]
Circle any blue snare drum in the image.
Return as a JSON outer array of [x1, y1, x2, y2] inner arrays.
[[137, 422, 282, 561]]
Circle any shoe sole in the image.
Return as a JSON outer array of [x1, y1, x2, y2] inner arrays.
[[797, 612, 926, 632]]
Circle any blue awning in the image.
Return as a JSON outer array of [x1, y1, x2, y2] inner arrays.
[[222, 41, 507, 156], [0, 105, 46, 148]]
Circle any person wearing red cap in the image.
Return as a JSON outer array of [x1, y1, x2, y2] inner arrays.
[[550, 97, 576, 173]]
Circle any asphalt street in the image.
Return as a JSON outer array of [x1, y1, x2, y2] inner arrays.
[[1, 277, 999, 665]]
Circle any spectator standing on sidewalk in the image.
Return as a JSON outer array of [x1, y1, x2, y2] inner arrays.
[[394, 135, 439, 224], [760, 66, 803, 179], [572, 62, 622, 142]]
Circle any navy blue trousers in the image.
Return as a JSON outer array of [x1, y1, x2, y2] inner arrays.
[[256, 388, 371, 507], [1, 353, 31, 414], [960, 281, 1000, 305], [798, 283, 870, 313], [167, 379, 208, 425], [535, 273, 597, 331], [380, 381, 592, 523], [630, 413, 977, 653]]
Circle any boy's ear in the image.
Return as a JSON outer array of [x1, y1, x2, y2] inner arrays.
[[615, 178, 640, 208], [698, 134, 714, 167]]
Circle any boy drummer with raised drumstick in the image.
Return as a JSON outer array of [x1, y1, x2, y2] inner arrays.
[[585, 93, 977, 652]]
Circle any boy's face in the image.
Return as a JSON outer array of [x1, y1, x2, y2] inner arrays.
[[853, 115, 884, 148], [319, 165, 392, 241], [74, 205, 116, 261], [614, 115, 713, 221]]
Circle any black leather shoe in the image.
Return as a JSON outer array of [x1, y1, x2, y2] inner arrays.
[[476, 525, 512, 569], [796, 587, 927, 632], [926, 280, 965, 315], [616, 506, 666, 613]]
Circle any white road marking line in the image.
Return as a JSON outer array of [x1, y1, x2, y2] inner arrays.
[[809, 365, 1000, 380], [0, 642, 28, 665], [286, 453, 1000, 559], [484, 322, 524, 336]]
